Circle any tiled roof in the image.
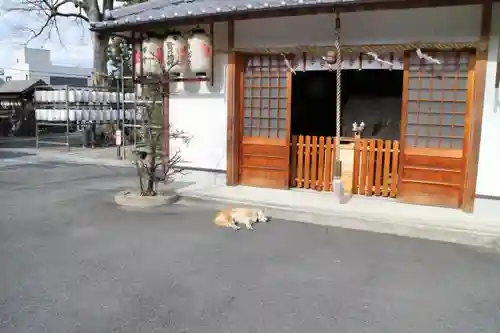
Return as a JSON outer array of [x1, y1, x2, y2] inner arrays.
[[91, 0, 363, 30], [0, 79, 47, 95]]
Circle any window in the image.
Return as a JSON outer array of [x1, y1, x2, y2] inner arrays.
[[405, 51, 469, 149], [242, 55, 288, 139], [49, 76, 88, 87]]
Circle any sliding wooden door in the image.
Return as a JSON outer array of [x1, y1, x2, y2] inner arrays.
[[239, 55, 291, 189], [399, 51, 473, 208]]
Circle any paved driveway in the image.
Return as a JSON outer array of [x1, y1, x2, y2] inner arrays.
[[1, 158, 500, 332]]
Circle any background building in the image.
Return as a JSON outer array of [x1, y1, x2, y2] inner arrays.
[[1, 47, 91, 87]]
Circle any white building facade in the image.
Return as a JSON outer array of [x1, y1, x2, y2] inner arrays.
[[2, 47, 92, 87]]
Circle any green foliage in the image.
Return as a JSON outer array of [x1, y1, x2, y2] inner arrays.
[[107, 37, 132, 77], [106, 0, 149, 76]]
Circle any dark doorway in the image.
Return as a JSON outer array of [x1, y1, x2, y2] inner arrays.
[[290, 70, 404, 140], [290, 71, 339, 137]]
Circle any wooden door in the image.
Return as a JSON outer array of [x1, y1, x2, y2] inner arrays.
[[399, 51, 473, 208], [239, 55, 291, 189]]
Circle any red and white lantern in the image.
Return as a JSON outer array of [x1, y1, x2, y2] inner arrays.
[[187, 28, 212, 77], [163, 32, 189, 76], [134, 38, 163, 77], [132, 42, 142, 78]]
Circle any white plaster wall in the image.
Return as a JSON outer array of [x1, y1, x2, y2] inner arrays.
[[475, 3, 500, 198], [169, 22, 228, 171], [235, 5, 481, 48]]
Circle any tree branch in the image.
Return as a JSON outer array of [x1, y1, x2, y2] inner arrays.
[[6, 0, 94, 45]]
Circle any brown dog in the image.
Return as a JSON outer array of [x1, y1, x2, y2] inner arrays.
[[213, 207, 269, 231]]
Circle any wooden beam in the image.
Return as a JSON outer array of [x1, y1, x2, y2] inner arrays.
[[462, 0, 492, 212], [226, 20, 239, 185]]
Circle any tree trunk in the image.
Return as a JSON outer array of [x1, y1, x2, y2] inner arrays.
[[146, 175, 155, 195], [92, 32, 109, 86], [145, 159, 156, 195], [85, 2, 108, 86], [135, 162, 145, 193]]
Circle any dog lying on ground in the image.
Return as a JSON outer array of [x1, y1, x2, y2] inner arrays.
[[213, 207, 269, 231]]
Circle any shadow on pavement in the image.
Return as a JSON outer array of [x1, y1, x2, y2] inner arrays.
[[0, 151, 36, 159]]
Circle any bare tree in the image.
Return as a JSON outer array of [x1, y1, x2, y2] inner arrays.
[[3, 0, 146, 85], [132, 56, 190, 197]]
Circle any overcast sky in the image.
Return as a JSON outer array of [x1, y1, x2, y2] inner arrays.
[[0, 1, 96, 71]]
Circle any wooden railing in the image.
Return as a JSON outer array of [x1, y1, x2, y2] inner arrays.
[[352, 139, 400, 197], [290, 135, 337, 191]]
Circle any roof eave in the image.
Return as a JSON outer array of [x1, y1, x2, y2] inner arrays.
[[89, 0, 398, 32], [90, 0, 484, 33]]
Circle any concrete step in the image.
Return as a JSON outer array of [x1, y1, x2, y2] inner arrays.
[[177, 188, 500, 251]]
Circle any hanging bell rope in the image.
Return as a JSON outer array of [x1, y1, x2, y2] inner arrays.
[[334, 10, 342, 170]]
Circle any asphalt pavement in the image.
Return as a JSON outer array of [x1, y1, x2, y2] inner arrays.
[[1, 155, 500, 333]]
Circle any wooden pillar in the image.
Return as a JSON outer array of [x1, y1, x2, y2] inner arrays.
[[163, 82, 170, 162], [462, 1, 492, 212], [226, 20, 239, 185]]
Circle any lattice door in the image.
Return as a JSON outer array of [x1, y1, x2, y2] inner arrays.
[[242, 55, 288, 139], [239, 55, 291, 189], [399, 51, 473, 208], [405, 51, 469, 150]]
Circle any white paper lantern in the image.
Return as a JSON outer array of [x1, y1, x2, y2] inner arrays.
[[48, 109, 59, 121], [90, 109, 98, 121], [41, 109, 49, 121], [82, 109, 91, 121], [109, 92, 117, 103], [163, 32, 189, 76], [75, 109, 83, 121], [69, 109, 76, 122], [35, 90, 43, 103], [74, 90, 82, 102], [68, 90, 76, 103], [80, 90, 89, 103], [102, 91, 108, 103], [187, 28, 212, 77], [102, 109, 110, 121], [95, 91, 104, 103], [141, 38, 163, 76], [45, 91, 54, 103], [55, 90, 66, 102], [35, 109, 44, 120]]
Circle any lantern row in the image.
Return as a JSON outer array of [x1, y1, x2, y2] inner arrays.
[[133, 28, 212, 78], [35, 89, 137, 104], [0, 100, 23, 108], [35, 108, 144, 122], [34, 88, 146, 122]]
